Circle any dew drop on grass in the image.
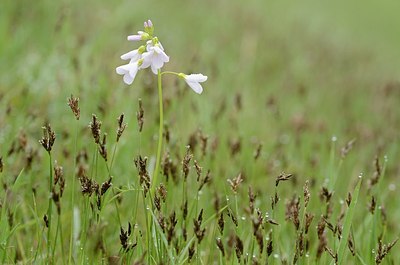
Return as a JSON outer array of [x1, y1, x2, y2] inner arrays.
[[241, 216, 246, 221], [331, 136, 337, 142], [273, 254, 279, 259]]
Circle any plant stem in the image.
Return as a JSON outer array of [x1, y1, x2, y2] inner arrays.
[[46, 153, 53, 262], [152, 69, 164, 194], [68, 122, 78, 265]]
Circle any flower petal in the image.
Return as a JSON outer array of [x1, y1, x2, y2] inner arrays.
[[187, 81, 203, 94], [121, 50, 139, 61], [123, 73, 134, 85], [116, 64, 130, 75], [151, 64, 158, 74], [185, 74, 207, 83]]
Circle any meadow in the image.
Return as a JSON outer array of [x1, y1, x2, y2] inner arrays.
[[1, 0, 400, 264]]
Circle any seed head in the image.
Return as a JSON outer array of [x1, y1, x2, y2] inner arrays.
[[303, 180, 310, 208], [198, 170, 211, 191], [228, 172, 244, 193], [235, 235, 244, 263], [253, 142, 262, 160], [67, 94, 80, 120], [136, 99, 144, 132], [116, 113, 127, 142], [134, 156, 151, 197], [182, 146, 193, 180], [39, 124, 56, 153], [89, 114, 102, 144], [340, 138, 356, 158], [101, 177, 112, 196], [275, 172, 293, 187], [216, 238, 225, 256], [98, 133, 108, 161], [193, 209, 206, 243], [218, 213, 224, 234]]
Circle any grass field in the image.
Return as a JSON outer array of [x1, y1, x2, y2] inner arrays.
[[1, 0, 400, 264]]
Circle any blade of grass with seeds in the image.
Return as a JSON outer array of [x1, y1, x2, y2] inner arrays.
[[337, 175, 362, 265]]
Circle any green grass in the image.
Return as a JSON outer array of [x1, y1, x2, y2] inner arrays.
[[0, 0, 400, 264]]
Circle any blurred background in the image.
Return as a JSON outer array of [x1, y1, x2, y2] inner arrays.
[[1, 0, 400, 262]]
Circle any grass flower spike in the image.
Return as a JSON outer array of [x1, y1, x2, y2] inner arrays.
[[179, 73, 208, 94]]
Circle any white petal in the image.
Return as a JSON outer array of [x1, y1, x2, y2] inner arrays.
[[187, 81, 203, 94], [116, 64, 130, 75], [151, 64, 158, 74], [153, 46, 163, 54], [152, 55, 165, 69], [159, 51, 169, 63], [127, 35, 141, 41], [141, 52, 152, 68], [185, 74, 207, 83], [129, 64, 139, 78], [121, 50, 139, 61], [146, 41, 154, 51], [123, 74, 134, 85]]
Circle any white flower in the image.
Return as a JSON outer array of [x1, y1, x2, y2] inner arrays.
[[141, 43, 169, 74], [116, 61, 140, 85], [127, 31, 150, 41], [180, 73, 208, 94], [120, 45, 145, 63], [120, 49, 140, 62]]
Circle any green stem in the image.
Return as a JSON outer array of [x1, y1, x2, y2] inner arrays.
[[46, 153, 53, 262], [152, 69, 164, 194], [68, 122, 78, 265]]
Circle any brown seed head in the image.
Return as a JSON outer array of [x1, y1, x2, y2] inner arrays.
[[235, 235, 244, 263], [182, 146, 193, 180], [116, 113, 127, 142], [285, 196, 300, 230], [134, 156, 151, 197], [228, 172, 244, 193], [340, 138, 356, 158], [198, 170, 211, 191], [194, 160, 202, 182], [89, 114, 102, 144], [304, 212, 314, 234], [368, 196, 376, 214], [39, 124, 56, 153], [193, 209, 206, 243], [218, 213, 224, 234], [157, 183, 167, 202], [98, 133, 108, 161], [248, 186, 256, 214], [276, 172, 293, 187], [229, 138, 241, 157], [253, 142, 263, 160], [188, 242, 195, 261], [67, 94, 80, 120], [100, 177, 112, 196], [368, 156, 381, 190], [216, 238, 225, 256], [136, 99, 144, 132], [303, 180, 310, 208]]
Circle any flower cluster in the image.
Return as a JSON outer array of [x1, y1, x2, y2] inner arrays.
[[116, 20, 207, 94]]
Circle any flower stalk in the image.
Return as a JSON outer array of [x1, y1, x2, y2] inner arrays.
[[152, 69, 164, 193]]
